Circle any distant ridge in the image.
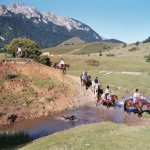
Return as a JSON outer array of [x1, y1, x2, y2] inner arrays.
[[59, 37, 86, 46], [104, 39, 125, 44]]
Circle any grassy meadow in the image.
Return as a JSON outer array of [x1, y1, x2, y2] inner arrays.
[[50, 53, 150, 98], [18, 122, 150, 150]]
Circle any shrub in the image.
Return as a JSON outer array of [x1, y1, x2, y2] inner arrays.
[[2, 70, 17, 80], [106, 54, 115, 57], [0, 131, 31, 149], [99, 51, 102, 56], [143, 36, 150, 43], [122, 43, 127, 48], [128, 47, 139, 51], [135, 41, 139, 46], [36, 56, 52, 66], [145, 54, 150, 62], [86, 59, 99, 66]]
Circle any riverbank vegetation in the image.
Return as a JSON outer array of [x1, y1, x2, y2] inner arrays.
[[0, 131, 31, 149]]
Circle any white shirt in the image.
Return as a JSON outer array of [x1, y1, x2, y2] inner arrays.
[[60, 60, 64, 65], [133, 92, 140, 98], [105, 88, 109, 94], [17, 47, 22, 53], [133, 92, 140, 102]]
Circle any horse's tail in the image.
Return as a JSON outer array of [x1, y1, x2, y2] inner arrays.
[[146, 101, 150, 109], [53, 63, 56, 68], [124, 100, 127, 112]]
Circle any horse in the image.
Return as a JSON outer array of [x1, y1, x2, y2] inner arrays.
[[64, 64, 70, 69], [53, 62, 67, 74], [61, 115, 77, 121], [124, 98, 150, 116], [96, 91, 118, 108], [80, 75, 92, 90]]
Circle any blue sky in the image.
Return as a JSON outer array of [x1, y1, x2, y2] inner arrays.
[[1, 0, 150, 43]]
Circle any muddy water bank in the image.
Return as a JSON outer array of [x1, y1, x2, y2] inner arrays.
[[0, 104, 124, 140]]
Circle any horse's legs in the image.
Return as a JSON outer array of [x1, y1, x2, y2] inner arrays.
[[106, 101, 109, 109], [136, 105, 143, 117], [64, 68, 66, 74]]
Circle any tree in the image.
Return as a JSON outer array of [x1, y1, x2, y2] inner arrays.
[[4, 37, 52, 66], [135, 41, 139, 46], [99, 51, 102, 56], [122, 43, 127, 48], [143, 37, 150, 43], [4, 37, 41, 57]]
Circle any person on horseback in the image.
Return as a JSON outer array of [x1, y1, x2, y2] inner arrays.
[[82, 70, 89, 81], [94, 77, 99, 87], [16, 47, 22, 55], [104, 85, 111, 100], [133, 89, 140, 104], [59, 58, 65, 68]]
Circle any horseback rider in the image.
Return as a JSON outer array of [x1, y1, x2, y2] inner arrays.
[[16, 47, 22, 55], [82, 70, 89, 81], [133, 89, 140, 104], [58, 58, 65, 68], [104, 85, 111, 100], [94, 77, 99, 89]]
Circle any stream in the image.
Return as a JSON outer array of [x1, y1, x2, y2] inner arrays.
[[0, 95, 150, 140]]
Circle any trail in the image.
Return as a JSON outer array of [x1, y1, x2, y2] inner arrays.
[[66, 46, 85, 54], [66, 75, 96, 107]]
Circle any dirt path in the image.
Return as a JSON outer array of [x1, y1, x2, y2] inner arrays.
[[66, 46, 85, 55], [66, 75, 96, 107]]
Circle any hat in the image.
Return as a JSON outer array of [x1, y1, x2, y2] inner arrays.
[[107, 85, 109, 88]]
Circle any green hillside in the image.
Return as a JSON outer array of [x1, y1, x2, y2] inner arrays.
[[43, 42, 121, 55]]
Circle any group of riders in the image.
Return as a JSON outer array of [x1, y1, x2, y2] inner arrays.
[[81, 70, 141, 106], [53, 58, 150, 115], [53, 58, 144, 110]]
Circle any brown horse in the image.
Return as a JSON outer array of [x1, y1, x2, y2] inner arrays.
[[97, 92, 118, 108], [53, 62, 67, 74], [80, 75, 92, 90], [124, 98, 150, 116], [64, 64, 70, 69]]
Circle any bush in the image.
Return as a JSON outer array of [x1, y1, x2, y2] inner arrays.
[[145, 54, 150, 62], [128, 47, 139, 51], [86, 59, 99, 66], [2, 70, 17, 80], [135, 41, 139, 46], [106, 54, 115, 57], [0, 131, 31, 149], [143, 36, 150, 43], [122, 43, 127, 48], [36, 56, 52, 66], [99, 51, 102, 56]]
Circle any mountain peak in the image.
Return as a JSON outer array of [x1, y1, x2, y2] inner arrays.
[[11, 2, 26, 7], [0, 3, 41, 19]]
